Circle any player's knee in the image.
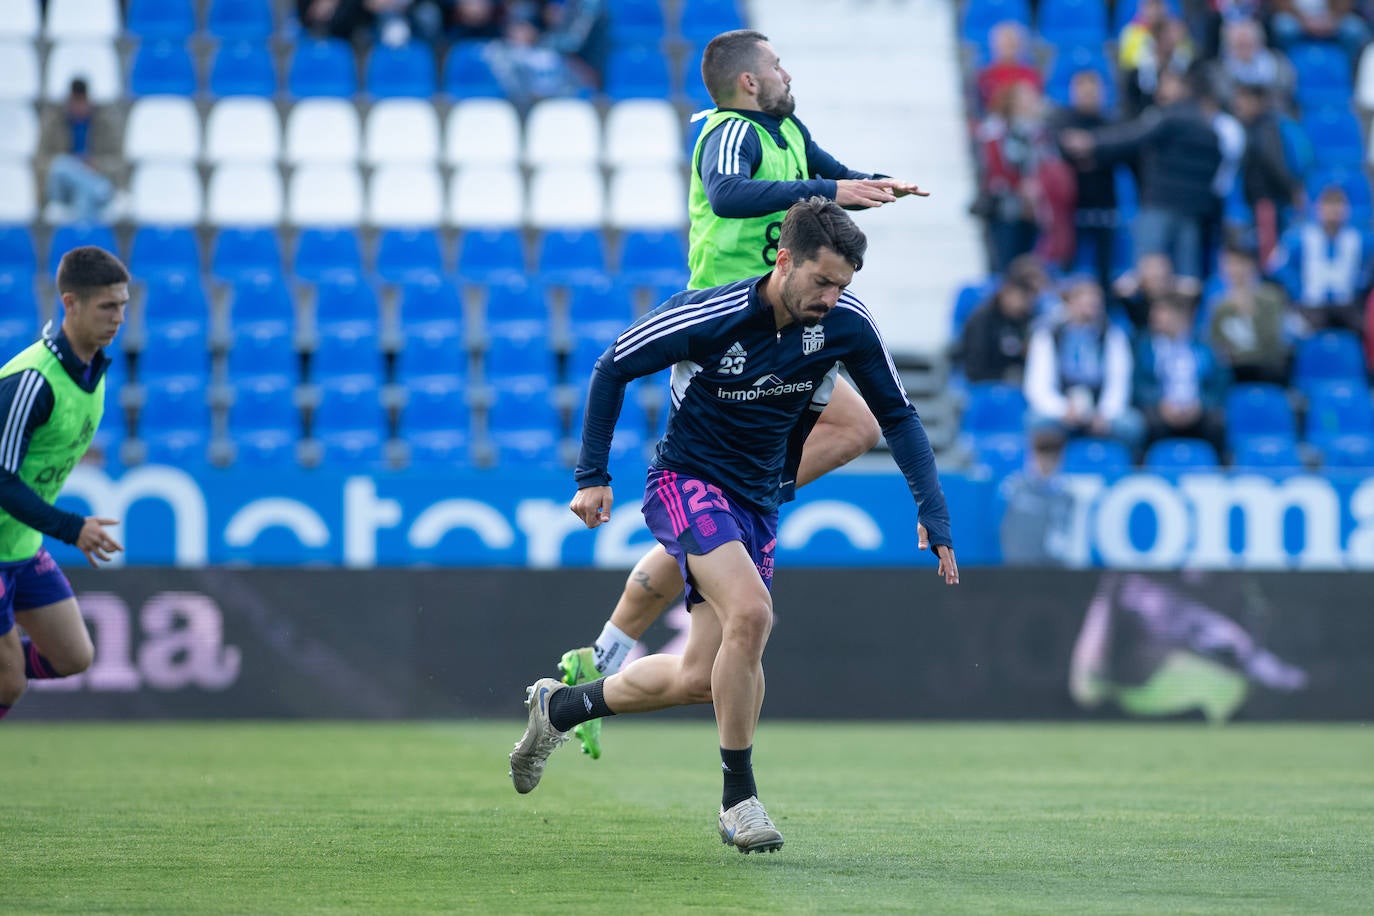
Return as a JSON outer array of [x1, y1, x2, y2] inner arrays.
[[55, 635, 95, 676], [680, 669, 714, 704], [0, 672, 26, 707], [723, 598, 773, 648], [846, 411, 882, 456]]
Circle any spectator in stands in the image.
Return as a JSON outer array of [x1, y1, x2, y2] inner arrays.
[[1113, 252, 1186, 330], [538, 0, 609, 89], [1119, 0, 1196, 117], [1024, 276, 1144, 450], [38, 78, 120, 225], [1233, 83, 1303, 264], [1208, 243, 1292, 384], [1268, 185, 1373, 334], [484, 6, 587, 110], [998, 426, 1075, 566], [975, 82, 1060, 273], [1060, 68, 1222, 286], [1269, 0, 1370, 63], [1052, 70, 1121, 294], [1134, 292, 1230, 455], [1210, 17, 1294, 100], [298, 0, 451, 44], [976, 21, 1042, 114], [960, 273, 1036, 384], [450, 0, 503, 41], [1007, 253, 1062, 316], [1198, 81, 1246, 281]]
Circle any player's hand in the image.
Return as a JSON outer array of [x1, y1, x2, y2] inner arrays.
[[570, 486, 614, 529], [916, 523, 929, 550], [835, 179, 898, 209], [933, 544, 959, 585], [878, 179, 931, 199], [77, 516, 123, 567]]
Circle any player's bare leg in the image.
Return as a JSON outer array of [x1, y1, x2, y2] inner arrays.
[[15, 598, 95, 678], [0, 629, 27, 720], [793, 377, 880, 488]]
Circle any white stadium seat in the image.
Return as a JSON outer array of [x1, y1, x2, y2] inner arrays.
[[446, 164, 523, 228], [0, 100, 39, 159], [129, 162, 203, 225], [527, 164, 604, 229], [285, 99, 361, 166], [207, 163, 284, 225], [608, 165, 687, 229], [603, 99, 683, 167], [444, 98, 521, 167], [1358, 44, 1374, 113], [45, 40, 121, 103], [205, 98, 282, 165], [0, 42, 40, 100], [523, 98, 600, 167], [364, 99, 440, 166], [124, 96, 201, 163], [45, 0, 121, 40], [367, 164, 443, 227], [288, 163, 364, 226], [0, 0, 41, 39], [0, 161, 36, 221]]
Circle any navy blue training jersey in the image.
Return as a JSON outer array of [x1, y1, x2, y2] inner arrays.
[[574, 276, 953, 549]]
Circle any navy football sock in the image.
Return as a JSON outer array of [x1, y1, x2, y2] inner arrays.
[[721, 746, 757, 810], [548, 680, 614, 732]]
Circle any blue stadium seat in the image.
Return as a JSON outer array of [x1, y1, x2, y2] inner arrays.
[[142, 272, 210, 330], [397, 321, 467, 381], [1289, 43, 1352, 110], [961, 382, 1027, 436], [227, 271, 293, 334], [210, 41, 276, 97], [138, 322, 209, 379], [313, 375, 386, 465], [567, 327, 616, 380], [1144, 437, 1219, 470], [49, 224, 118, 276], [212, 228, 285, 282], [229, 322, 297, 381], [126, 0, 197, 40], [376, 228, 444, 284], [963, 0, 1031, 47], [130, 41, 197, 97], [610, 0, 668, 45], [1044, 44, 1114, 108], [1037, 0, 1107, 48], [313, 321, 382, 380], [972, 433, 1026, 478], [230, 373, 298, 433], [442, 42, 505, 98], [1294, 331, 1367, 393], [950, 280, 994, 340], [537, 229, 608, 287], [130, 226, 200, 279], [366, 43, 435, 98], [678, 0, 745, 45], [312, 274, 379, 333], [1320, 433, 1374, 468], [483, 280, 550, 339], [0, 274, 36, 354], [1301, 107, 1363, 170], [1225, 383, 1296, 448], [0, 226, 36, 275], [396, 275, 464, 332], [456, 228, 526, 284], [567, 279, 635, 333], [486, 384, 561, 466], [1304, 381, 1374, 444], [1233, 435, 1303, 469], [1062, 437, 1133, 473], [484, 333, 554, 389], [403, 374, 469, 467], [294, 228, 364, 283], [570, 383, 648, 462], [618, 229, 687, 288], [207, 0, 275, 41], [605, 46, 673, 100], [289, 39, 357, 98], [677, 49, 712, 111], [139, 374, 208, 433]]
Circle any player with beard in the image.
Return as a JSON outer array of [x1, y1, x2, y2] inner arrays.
[[509, 199, 958, 853], [555, 28, 934, 759]]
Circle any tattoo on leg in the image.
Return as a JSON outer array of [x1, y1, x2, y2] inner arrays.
[[632, 571, 667, 600]]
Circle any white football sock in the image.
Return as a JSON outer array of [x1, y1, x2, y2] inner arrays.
[[592, 621, 636, 675]]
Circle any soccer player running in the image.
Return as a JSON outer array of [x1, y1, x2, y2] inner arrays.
[[555, 28, 933, 759], [510, 198, 959, 853], [0, 247, 129, 720]]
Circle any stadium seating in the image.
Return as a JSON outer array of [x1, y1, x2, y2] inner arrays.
[[397, 321, 467, 381], [619, 230, 688, 289], [442, 41, 505, 99], [960, 382, 1027, 437], [294, 228, 364, 283], [0, 42, 40, 100], [285, 99, 362, 165], [0, 0, 40, 40], [125, 97, 201, 163], [604, 46, 674, 101], [46, 0, 121, 40], [395, 276, 463, 331], [365, 99, 441, 165], [229, 322, 298, 381], [402, 373, 470, 467], [1044, 44, 1115, 108], [527, 165, 605, 229], [604, 99, 683, 167], [483, 279, 550, 339], [679, 0, 746, 45], [444, 99, 521, 167], [1289, 42, 1352, 110], [312, 375, 387, 466], [1225, 384, 1297, 449], [367, 165, 444, 227], [212, 228, 285, 282], [48, 223, 117, 275], [0, 162, 37, 223], [0, 100, 39, 160], [141, 271, 210, 331], [206, 164, 284, 225], [537, 229, 609, 288], [566, 280, 635, 339], [225, 271, 293, 334], [447, 165, 524, 227], [0, 273, 37, 354], [971, 433, 1026, 478], [1062, 437, 1133, 473], [210, 41, 277, 97], [0, 226, 37, 274], [1303, 107, 1364, 170], [485, 384, 562, 466], [1232, 435, 1304, 469], [1036, 0, 1107, 47], [138, 374, 210, 465], [228, 374, 298, 466], [138, 321, 210, 379], [313, 321, 382, 380], [1293, 331, 1367, 394], [311, 273, 380, 335], [483, 331, 554, 391], [126, 0, 196, 40], [1320, 434, 1374, 468], [288, 39, 356, 98], [366, 43, 436, 99], [376, 228, 445, 284], [288, 164, 365, 226], [609, 0, 667, 46], [204, 97, 282, 164], [1144, 437, 1221, 471], [129, 163, 203, 224], [961, 0, 1031, 48], [524, 99, 601, 167], [608, 164, 687, 229], [207, 0, 274, 41], [456, 227, 526, 283], [1304, 381, 1374, 445], [129, 41, 196, 97]]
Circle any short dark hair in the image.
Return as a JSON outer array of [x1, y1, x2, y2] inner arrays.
[[701, 29, 769, 105], [56, 246, 129, 297], [778, 197, 867, 271], [69, 77, 89, 97]]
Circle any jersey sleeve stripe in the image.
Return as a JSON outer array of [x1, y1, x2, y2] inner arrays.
[[1, 370, 44, 472], [613, 297, 751, 361], [835, 295, 910, 404], [612, 290, 750, 356], [717, 120, 747, 176]]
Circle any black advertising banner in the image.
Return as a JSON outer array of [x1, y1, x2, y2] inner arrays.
[[15, 568, 1373, 721]]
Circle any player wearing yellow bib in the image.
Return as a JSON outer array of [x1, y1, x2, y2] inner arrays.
[[555, 29, 934, 759], [0, 246, 128, 721]]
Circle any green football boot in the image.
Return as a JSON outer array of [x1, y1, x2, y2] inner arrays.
[[557, 647, 603, 760]]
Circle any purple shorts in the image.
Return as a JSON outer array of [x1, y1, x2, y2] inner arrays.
[[641, 468, 778, 607], [0, 548, 75, 637]]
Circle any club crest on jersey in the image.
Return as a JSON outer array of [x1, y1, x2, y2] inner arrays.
[[802, 326, 825, 354]]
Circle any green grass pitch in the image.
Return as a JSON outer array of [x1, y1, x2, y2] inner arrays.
[[5, 721, 1371, 914]]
